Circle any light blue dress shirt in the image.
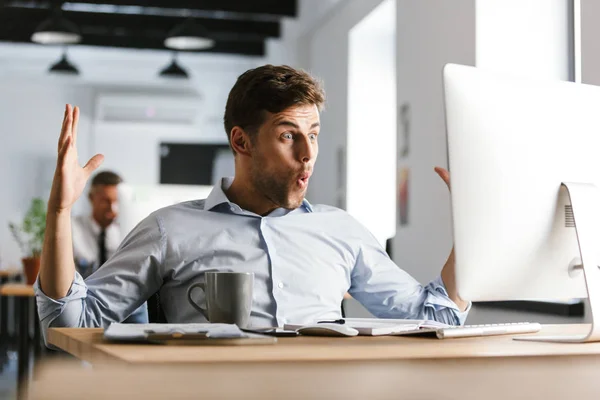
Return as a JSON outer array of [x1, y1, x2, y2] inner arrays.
[[35, 178, 469, 341]]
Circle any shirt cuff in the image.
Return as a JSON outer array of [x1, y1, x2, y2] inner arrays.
[[34, 271, 88, 321], [426, 276, 471, 325]]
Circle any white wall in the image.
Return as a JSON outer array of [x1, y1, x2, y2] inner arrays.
[[0, 78, 94, 267], [394, 0, 476, 285], [347, 0, 396, 247]]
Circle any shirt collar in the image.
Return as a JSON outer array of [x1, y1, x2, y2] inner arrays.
[[204, 177, 235, 211], [204, 177, 314, 214]]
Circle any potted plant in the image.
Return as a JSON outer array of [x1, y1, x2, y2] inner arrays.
[[8, 197, 46, 285]]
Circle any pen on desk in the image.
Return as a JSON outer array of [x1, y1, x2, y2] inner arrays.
[[317, 319, 345, 324]]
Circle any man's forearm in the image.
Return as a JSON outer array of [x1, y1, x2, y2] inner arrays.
[[39, 209, 75, 299], [440, 248, 469, 312]]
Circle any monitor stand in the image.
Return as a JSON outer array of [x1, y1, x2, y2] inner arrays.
[[515, 182, 600, 343]]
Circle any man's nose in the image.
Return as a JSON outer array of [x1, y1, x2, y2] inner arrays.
[[297, 136, 315, 163]]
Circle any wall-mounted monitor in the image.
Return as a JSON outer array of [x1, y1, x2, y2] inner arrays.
[[159, 142, 234, 186]]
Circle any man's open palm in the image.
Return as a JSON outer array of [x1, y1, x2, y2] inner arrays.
[[48, 104, 104, 212]]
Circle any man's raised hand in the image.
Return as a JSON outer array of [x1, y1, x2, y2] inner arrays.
[[48, 104, 104, 213]]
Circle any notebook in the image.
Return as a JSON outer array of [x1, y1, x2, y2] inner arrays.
[[284, 318, 451, 336]]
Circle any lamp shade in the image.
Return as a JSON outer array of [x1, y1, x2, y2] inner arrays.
[[32, 13, 81, 45], [159, 56, 189, 79], [49, 52, 79, 75], [164, 18, 214, 51]]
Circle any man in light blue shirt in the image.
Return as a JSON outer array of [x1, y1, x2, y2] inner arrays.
[[35, 65, 469, 341]]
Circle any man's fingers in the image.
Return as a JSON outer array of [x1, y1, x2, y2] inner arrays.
[[72, 106, 80, 147], [434, 166, 451, 189], [83, 154, 105, 177], [57, 104, 69, 152], [57, 135, 72, 164], [58, 104, 73, 153]]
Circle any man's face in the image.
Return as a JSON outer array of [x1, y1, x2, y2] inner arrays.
[[89, 184, 119, 228], [249, 104, 320, 209]]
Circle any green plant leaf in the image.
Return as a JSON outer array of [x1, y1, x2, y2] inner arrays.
[[8, 197, 46, 258]]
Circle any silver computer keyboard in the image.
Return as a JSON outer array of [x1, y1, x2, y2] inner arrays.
[[399, 322, 542, 339]]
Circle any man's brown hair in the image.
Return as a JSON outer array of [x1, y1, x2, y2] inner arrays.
[[223, 64, 325, 153], [91, 171, 123, 187]]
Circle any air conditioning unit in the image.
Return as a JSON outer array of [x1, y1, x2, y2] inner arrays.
[[95, 93, 203, 125]]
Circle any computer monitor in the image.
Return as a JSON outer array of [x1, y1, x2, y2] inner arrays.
[[443, 63, 600, 342], [159, 143, 233, 186], [117, 184, 213, 241]]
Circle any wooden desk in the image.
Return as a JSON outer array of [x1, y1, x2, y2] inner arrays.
[[33, 324, 600, 399], [48, 324, 600, 364], [0, 283, 34, 297]]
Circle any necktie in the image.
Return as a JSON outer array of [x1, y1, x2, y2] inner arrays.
[[98, 229, 107, 267]]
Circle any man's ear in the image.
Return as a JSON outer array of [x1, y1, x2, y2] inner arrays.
[[230, 126, 253, 157]]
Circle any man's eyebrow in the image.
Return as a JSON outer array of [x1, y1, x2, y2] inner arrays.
[[275, 120, 299, 129], [275, 120, 320, 129]]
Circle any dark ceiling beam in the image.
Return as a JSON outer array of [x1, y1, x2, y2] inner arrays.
[[6, 0, 298, 17], [0, 7, 281, 41], [0, 30, 266, 56]]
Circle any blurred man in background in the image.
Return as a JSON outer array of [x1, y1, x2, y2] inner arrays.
[[72, 170, 147, 324]]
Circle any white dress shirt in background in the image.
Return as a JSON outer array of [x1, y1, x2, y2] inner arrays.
[[70, 214, 148, 324], [72, 215, 121, 279]]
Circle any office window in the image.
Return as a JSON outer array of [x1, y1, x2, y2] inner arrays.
[[346, 0, 396, 247], [476, 0, 575, 82]]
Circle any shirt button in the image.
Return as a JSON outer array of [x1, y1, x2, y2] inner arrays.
[[278, 282, 284, 289]]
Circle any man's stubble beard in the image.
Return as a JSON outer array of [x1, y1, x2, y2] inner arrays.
[[250, 156, 305, 210]]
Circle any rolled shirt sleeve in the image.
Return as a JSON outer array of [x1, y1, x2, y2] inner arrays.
[[34, 213, 165, 344], [349, 233, 470, 326]]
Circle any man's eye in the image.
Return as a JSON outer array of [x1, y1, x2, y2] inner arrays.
[[309, 134, 318, 141], [282, 133, 293, 139]]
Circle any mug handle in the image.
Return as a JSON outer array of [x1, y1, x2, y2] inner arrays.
[[187, 283, 208, 319]]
